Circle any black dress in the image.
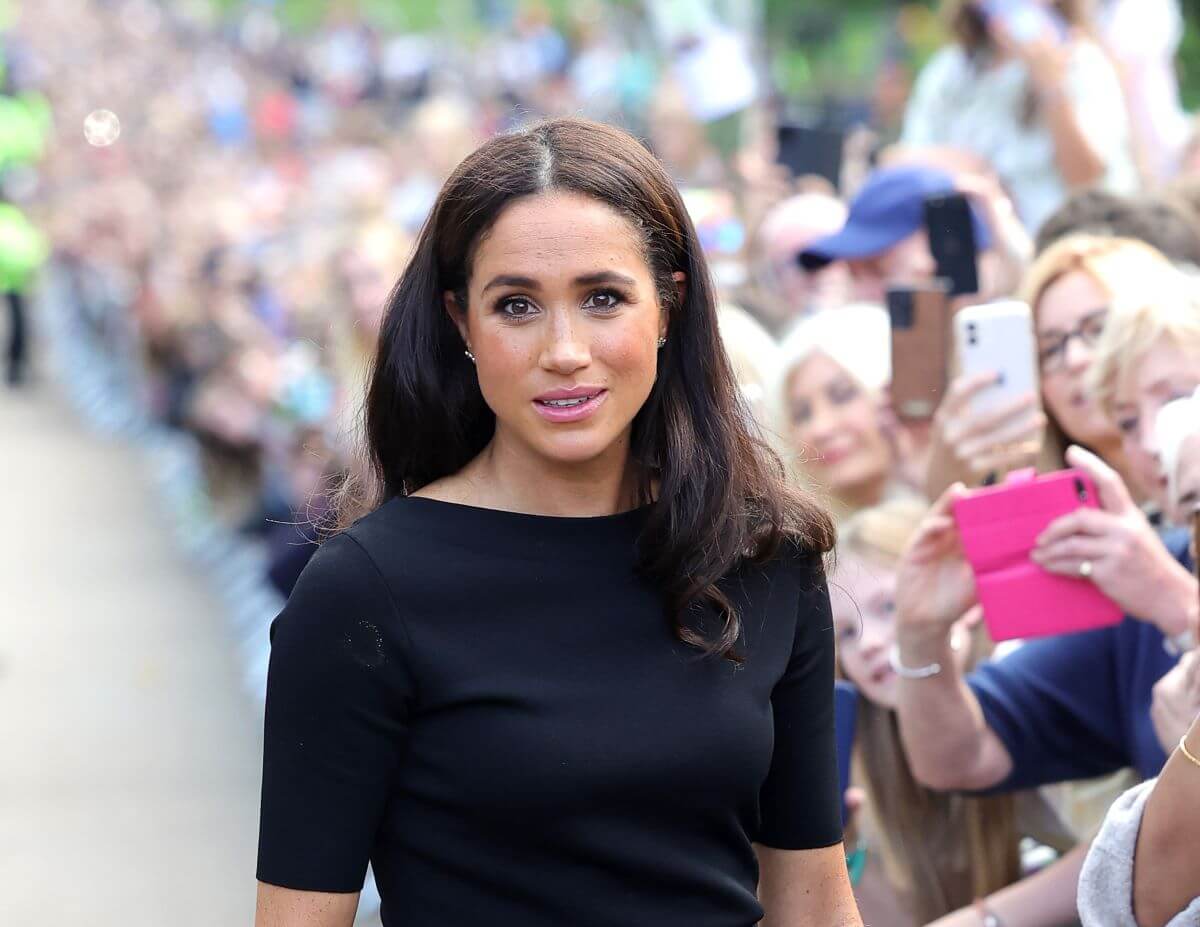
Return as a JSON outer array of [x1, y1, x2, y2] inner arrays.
[[257, 496, 841, 926]]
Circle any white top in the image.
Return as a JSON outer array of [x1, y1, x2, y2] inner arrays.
[[1078, 779, 1200, 927], [1100, 0, 1190, 181], [902, 42, 1138, 233]]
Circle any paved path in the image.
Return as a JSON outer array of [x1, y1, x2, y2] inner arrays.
[[0, 382, 261, 926]]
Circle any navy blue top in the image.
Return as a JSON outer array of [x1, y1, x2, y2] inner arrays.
[[968, 530, 1193, 788], [257, 496, 842, 926]]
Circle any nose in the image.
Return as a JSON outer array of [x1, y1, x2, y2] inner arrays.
[[1138, 418, 1160, 463], [857, 622, 890, 661], [806, 400, 840, 445], [539, 311, 591, 374], [1063, 333, 1091, 374]]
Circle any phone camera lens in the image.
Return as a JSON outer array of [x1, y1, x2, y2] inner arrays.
[[967, 322, 978, 347], [1074, 476, 1087, 502]]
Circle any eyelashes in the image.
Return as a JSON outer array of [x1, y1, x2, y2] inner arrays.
[[494, 288, 629, 320]]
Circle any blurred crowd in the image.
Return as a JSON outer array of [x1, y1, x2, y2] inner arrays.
[[9, 0, 1200, 925]]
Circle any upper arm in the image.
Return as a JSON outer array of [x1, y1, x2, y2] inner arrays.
[[757, 555, 843, 850], [257, 532, 414, 896], [755, 843, 862, 927], [255, 883, 359, 927]]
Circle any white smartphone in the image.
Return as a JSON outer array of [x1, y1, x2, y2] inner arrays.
[[954, 301, 1040, 417]]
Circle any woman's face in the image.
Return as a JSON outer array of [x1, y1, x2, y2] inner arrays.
[[832, 551, 975, 710], [449, 191, 671, 469], [786, 353, 892, 503], [1113, 337, 1200, 510], [831, 553, 902, 709], [1035, 270, 1117, 449]]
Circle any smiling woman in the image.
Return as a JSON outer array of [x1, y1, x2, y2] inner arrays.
[[254, 117, 860, 927]]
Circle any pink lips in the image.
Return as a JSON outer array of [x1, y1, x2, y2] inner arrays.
[[532, 385, 608, 423]]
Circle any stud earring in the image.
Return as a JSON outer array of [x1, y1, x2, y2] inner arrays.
[[464, 348, 476, 363], [656, 337, 666, 349]]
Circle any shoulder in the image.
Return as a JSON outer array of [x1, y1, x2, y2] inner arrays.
[[915, 45, 971, 87], [270, 530, 400, 645]]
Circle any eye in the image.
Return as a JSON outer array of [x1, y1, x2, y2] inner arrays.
[[1116, 416, 1138, 435], [498, 296, 538, 319], [879, 598, 896, 616], [1038, 339, 1065, 364], [790, 400, 812, 425], [582, 288, 624, 313], [828, 379, 860, 405]]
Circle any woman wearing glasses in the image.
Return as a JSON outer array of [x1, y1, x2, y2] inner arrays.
[[925, 235, 1176, 500], [1021, 235, 1179, 501]]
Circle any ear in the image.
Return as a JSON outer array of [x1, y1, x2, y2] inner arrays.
[[443, 290, 470, 346], [664, 271, 686, 340]]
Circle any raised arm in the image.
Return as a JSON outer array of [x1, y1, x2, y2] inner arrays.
[[893, 486, 1014, 790]]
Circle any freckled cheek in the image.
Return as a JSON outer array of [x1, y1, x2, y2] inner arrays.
[[593, 331, 658, 384], [474, 335, 540, 404]]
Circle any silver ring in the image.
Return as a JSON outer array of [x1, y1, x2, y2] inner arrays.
[[1079, 560, 1093, 579]]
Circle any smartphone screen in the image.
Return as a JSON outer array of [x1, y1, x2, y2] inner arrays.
[[924, 193, 979, 297]]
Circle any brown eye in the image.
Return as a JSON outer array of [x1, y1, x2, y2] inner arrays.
[[499, 297, 537, 318], [582, 289, 623, 313]]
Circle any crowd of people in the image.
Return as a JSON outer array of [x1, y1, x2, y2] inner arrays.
[[10, 0, 1200, 924]]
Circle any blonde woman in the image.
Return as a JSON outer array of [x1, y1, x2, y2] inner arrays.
[[926, 235, 1178, 501], [832, 500, 1087, 926], [776, 304, 919, 522], [1020, 235, 1179, 497], [1087, 272, 1200, 525]]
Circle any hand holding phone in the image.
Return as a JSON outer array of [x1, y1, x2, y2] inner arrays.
[[887, 281, 952, 423], [953, 468, 1124, 641]]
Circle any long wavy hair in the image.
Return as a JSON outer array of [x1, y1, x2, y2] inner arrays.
[[340, 117, 835, 663], [838, 501, 1020, 922]]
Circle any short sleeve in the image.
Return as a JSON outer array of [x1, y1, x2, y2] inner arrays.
[[968, 625, 1128, 792], [256, 532, 414, 892], [756, 554, 843, 850]]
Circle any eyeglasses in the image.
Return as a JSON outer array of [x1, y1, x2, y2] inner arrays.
[[1037, 308, 1109, 373]]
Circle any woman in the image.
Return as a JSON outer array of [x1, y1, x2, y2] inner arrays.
[[903, 0, 1137, 231], [255, 118, 860, 927], [1023, 236, 1175, 483], [925, 235, 1177, 502], [776, 303, 917, 522], [1085, 273, 1200, 525], [830, 500, 1027, 925]]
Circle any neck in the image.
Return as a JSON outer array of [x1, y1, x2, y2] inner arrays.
[[462, 426, 642, 518], [835, 475, 889, 516]]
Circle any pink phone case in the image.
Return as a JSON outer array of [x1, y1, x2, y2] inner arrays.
[[952, 468, 1124, 641]]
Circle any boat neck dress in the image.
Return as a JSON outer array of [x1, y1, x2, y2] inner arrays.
[[256, 495, 841, 926]]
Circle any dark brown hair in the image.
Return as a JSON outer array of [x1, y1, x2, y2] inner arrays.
[[346, 116, 835, 663], [944, 0, 1091, 52], [1035, 189, 1200, 265]]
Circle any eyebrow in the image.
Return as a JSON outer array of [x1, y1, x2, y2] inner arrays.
[[480, 270, 638, 294]]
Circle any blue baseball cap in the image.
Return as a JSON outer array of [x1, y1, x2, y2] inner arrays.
[[798, 165, 992, 270]]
